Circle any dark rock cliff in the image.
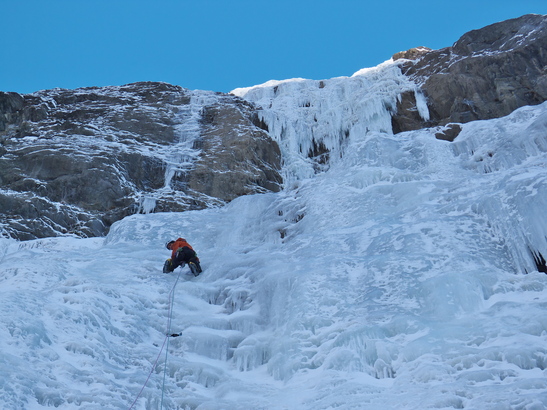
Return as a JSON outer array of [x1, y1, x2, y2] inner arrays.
[[0, 82, 282, 240], [392, 14, 547, 140]]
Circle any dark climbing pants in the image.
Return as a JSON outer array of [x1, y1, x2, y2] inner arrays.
[[173, 246, 199, 269]]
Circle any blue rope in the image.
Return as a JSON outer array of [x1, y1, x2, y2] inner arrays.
[[129, 269, 182, 409]]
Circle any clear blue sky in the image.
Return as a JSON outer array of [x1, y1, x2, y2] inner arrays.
[[2, 0, 546, 94]]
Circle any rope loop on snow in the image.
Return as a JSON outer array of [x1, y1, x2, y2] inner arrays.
[[129, 269, 182, 410]]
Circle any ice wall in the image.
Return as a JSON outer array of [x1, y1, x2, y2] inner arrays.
[[232, 60, 428, 184], [2, 60, 547, 409], [234, 60, 547, 275], [450, 104, 547, 273]]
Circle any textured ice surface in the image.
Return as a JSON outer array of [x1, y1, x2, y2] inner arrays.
[[1, 61, 547, 409]]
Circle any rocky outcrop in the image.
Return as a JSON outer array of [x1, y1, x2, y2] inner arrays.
[[392, 14, 547, 138], [184, 102, 281, 201], [0, 82, 282, 240]]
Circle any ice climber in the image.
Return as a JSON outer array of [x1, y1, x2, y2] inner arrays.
[[163, 238, 202, 276]]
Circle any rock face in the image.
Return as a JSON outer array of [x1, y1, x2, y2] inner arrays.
[[392, 14, 547, 137], [185, 102, 281, 201], [0, 82, 282, 240]]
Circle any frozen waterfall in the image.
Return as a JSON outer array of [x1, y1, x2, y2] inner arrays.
[[1, 59, 547, 409]]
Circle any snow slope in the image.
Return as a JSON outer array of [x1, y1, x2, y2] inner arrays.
[[1, 60, 547, 409]]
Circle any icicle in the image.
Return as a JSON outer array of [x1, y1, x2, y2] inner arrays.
[[232, 60, 425, 183]]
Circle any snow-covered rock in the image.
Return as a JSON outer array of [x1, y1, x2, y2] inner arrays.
[[393, 14, 547, 133], [0, 83, 281, 239]]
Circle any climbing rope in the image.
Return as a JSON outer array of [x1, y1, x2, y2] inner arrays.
[[160, 269, 179, 408], [129, 269, 182, 410]]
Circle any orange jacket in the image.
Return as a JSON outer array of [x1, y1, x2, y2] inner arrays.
[[170, 238, 194, 259]]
